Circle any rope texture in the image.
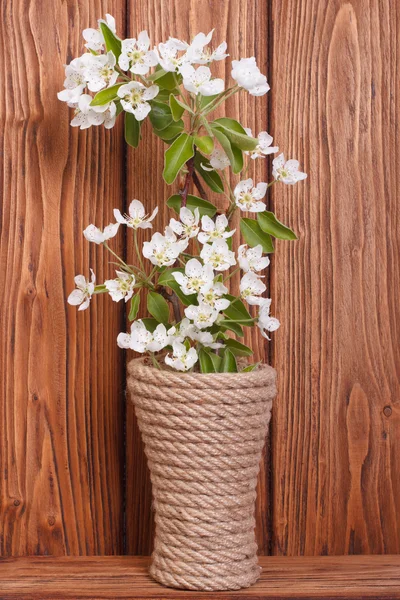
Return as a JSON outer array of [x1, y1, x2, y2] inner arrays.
[[127, 358, 276, 591]]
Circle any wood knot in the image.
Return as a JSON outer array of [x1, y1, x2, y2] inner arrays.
[[383, 406, 392, 418]]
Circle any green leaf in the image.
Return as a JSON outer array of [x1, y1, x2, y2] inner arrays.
[[163, 133, 195, 184], [193, 153, 224, 194], [141, 317, 159, 333], [204, 349, 222, 371], [223, 294, 253, 325], [153, 120, 184, 141], [155, 89, 178, 103], [212, 118, 259, 151], [128, 294, 140, 321], [240, 218, 274, 253], [147, 67, 168, 81], [257, 211, 298, 240], [211, 127, 243, 173], [125, 113, 141, 148], [149, 101, 174, 131], [99, 22, 122, 59], [90, 84, 123, 106], [157, 268, 181, 286], [200, 94, 218, 110], [220, 349, 238, 372], [167, 194, 217, 218], [199, 348, 218, 373], [148, 68, 178, 90], [194, 135, 214, 155], [241, 363, 261, 372], [157, 269, 198, 306], [218, 320, 244, 337], [147, 291, 170, 323], [224, 338, 253, 357], [169, 94, 185, 121]]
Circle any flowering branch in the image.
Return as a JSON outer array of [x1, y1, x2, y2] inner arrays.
[[179, 157, 195, 207], [62, 16, 307, 373], [192, 170, 208, 200], [159, 286, 182, 323]]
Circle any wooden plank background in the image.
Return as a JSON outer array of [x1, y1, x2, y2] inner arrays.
[[0, 0, 399, 559]]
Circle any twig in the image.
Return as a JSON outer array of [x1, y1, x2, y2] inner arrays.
[[193, 171, 208, 200], [179, 157, 195, 207], [158, 286, 182, 323]]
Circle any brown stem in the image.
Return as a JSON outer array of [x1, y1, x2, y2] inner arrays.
[[158, 286, 182, 323], [179, 157, 195, 207], [192, 171, 208, 200]]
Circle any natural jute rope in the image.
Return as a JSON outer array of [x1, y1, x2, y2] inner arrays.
[[127, 357, 277, 591]]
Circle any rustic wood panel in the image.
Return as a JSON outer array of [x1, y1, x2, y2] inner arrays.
[[2, 555, 400, 599], [0, 1, 126, 555], [270, 0, 400, 555], [124, 0, 271, 555]]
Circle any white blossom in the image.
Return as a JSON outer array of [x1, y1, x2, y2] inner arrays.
[[117, 81, 159, 121], [114, 200, 158, 230], [142, 227, 188, 267], [198, 214, 235, 245], [83, 51, 118, 92], [240, 272, 267, 305], [157, 37, 189, 72], [70, 96, 117, 129], [172, 258, 214, 295], [68, 269, 95, 311], [200, 239, 236, 271], [91, 101, 117, 129], [198, 281, 230, 311], [244, 128, 279, 159], [231, 57, 270, 96], [83, 222, 119, 244], [180, 64, 224, 96], [201, 148, 230, 171], [69, 94, 96, 129], [185, 301, 220, 329], [83, 14, 116, 52], [118, 31, 158, 74], [105, 270, 136, 303], [57, 56, 91, 103], [238, 244, 270, 273], [165, 341, 198, 371], [257, 298, 280, 339], [272, 154, 307, 185], [186, 30, 228, 64], [234, 179, 267, 212], [174, 318, 224, 349], [117, 320, 172, 352], [169, 207, 200, 239]]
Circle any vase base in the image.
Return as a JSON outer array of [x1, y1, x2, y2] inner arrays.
[[149, 562, 262, 592]]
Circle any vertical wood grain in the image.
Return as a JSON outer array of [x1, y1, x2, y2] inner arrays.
[[270, 0, 400, 555], [0, 1, 126, 556], [124, 0, 271, 555]]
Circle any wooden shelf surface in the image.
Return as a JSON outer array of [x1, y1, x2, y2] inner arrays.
[[0, 555, 399, 599]]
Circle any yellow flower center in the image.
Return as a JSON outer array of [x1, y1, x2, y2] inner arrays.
[[129, 90, 143, 105], [210, 253, 222, 267], [101, 66, 114, 80], [241, 193, 254, 207]]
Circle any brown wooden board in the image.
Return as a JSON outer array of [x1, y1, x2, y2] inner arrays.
[[1, 555, 400, 599], [124, 0, 271, 556], [270, 0, 400, 555], [1, 0, 399, 562], [0, 1, 126, 555]]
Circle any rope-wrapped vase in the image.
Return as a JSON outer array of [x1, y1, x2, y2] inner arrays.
[[127, 358, 277, 592]]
